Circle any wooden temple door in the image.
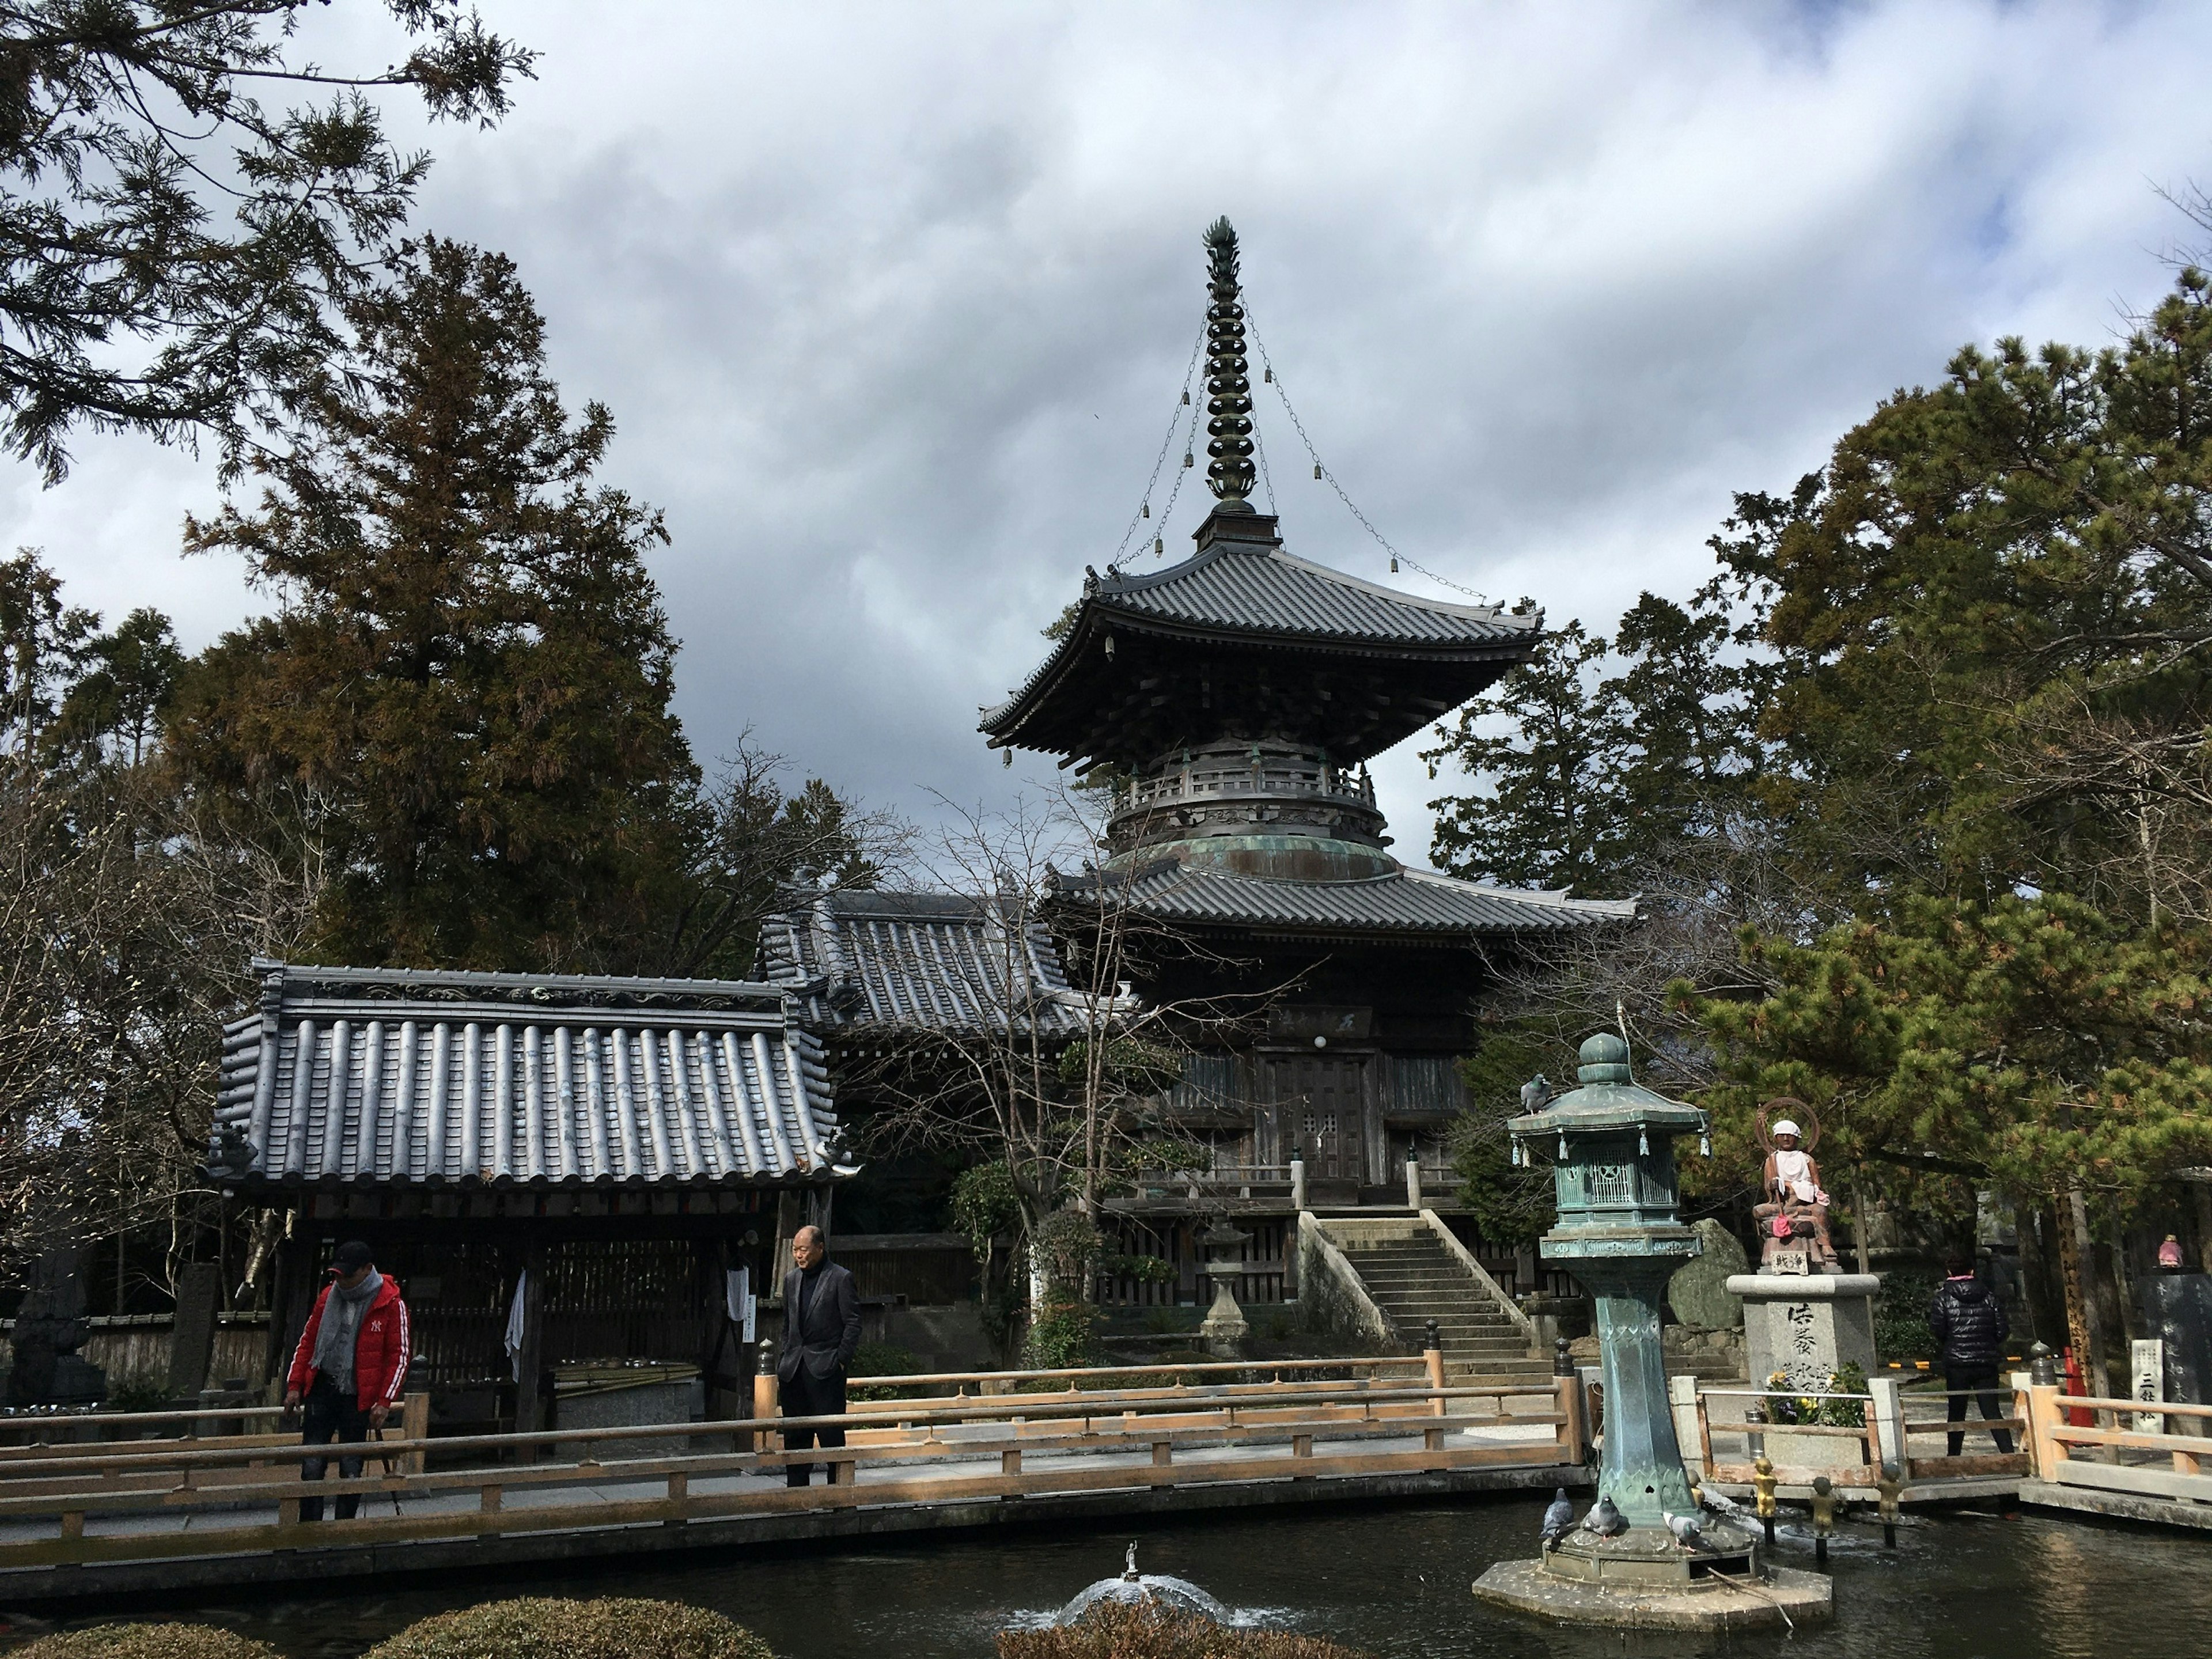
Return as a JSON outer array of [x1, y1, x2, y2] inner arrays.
[[1263, 1053, 1369, 1185]]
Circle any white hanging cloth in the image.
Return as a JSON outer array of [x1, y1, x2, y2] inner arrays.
[[505, 1269, 528, 1382]]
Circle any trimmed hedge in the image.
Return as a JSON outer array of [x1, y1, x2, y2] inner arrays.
[[999, 1603, 1366, 1659], [14, 1626, 279, 1659], [362, 1597, 770, 1659]]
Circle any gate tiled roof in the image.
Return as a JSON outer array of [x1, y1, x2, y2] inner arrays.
[[211, 961, 840, 1189]]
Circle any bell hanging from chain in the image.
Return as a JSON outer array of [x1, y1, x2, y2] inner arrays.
[[1312, 462, 1322, 480], [1264, 366, 1273, 382], [1153, 536, 1163, 555], [1141, 501, 1149, 518], [1389, 555, 1399, 573], [1557, 1131, 1568, 1160], [1181, 389, 1190, 405], [1638, 1128, 1650, 1157], [1509, 1139, 1520, 1168], [1699, 1130, 1712, 1157], [1184, 451, 1194, 468], [1002, 749, 1012, 768]]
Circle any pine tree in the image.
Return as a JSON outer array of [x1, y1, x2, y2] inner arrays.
[[1423, 618, 1631, 893], [169, 237, 698, 971]]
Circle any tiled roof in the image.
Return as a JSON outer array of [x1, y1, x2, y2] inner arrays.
[[757, 891, 1096, 1037], [981, 521, 1537, 741], [211, 961, 839, 1188], [1093, 543, 1535, 649], [1051, 861, 1635, 941]]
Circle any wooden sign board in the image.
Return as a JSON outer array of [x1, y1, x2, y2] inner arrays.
[[2133, 1338, 2166, 1433]]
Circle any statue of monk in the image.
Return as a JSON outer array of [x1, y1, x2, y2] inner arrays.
[[1758, 1119, 1839, 1268]]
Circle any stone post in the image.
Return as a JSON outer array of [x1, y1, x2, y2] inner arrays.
[[1290, 1155, 1306, 1213]]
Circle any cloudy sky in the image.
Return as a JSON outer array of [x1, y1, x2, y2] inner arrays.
[[10, 1, 2212, 867]]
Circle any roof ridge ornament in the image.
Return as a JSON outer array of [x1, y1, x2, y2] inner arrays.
[[1201, 217, 1256, 508]]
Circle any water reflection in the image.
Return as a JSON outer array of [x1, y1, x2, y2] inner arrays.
[[2, 1499, 2198, 1658]]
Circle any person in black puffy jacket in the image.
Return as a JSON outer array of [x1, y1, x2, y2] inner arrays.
[[1929, 1255, 2014, 1456]]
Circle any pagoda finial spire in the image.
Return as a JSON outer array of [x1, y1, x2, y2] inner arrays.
[[1201, 217, 1256, 507]]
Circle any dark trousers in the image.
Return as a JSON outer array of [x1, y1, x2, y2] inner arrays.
[[780, 1367, 847, 1486], [1945, 1366, 2016, 1457], [299, 1373, 372, 1520]]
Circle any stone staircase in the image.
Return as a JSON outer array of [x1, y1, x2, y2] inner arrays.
[[1315, 1214, 1550, 1384]]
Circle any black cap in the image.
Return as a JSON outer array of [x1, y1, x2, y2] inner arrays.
[[332, 1240, 375, 1274]]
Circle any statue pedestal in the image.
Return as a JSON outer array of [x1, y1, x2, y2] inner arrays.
[[1729, 1270, 1880, 1467]]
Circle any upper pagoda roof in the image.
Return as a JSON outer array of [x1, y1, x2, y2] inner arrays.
[[982, 509, 1540, 768]]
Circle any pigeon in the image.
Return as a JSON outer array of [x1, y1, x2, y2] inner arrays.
[[1539, 1487, 1574, 1547], [1520, 1074, 1553, 1112], [1663, 1510, 1707, 1550], [1584, 1494, 1626, 1537], [1696, 1487, 1745, 1519]]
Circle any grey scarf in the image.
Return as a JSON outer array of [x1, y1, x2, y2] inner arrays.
[[311, 1268, 382, 1393]]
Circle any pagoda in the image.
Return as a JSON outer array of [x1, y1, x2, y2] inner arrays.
[[982, 219, 1632, 1225]]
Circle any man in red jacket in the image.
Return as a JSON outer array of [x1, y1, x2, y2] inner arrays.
[[285, 1240, 410, 1521]]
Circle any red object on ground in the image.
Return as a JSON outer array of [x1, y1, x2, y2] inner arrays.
[[2062, 1347, 2092, 1426]]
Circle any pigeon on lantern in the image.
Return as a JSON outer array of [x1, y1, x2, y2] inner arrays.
[[1662, 1510, 1707, 1550], [1540, 1488, 1574, 1547], [1585, 1494, 1627, 1537]]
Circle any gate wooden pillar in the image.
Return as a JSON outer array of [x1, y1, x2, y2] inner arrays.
[[263, 1232, 317, 1393]]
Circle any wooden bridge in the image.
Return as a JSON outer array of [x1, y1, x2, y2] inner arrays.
[[0, 1355, 1585, 1605], [1683, 1372, 2212, 1530]]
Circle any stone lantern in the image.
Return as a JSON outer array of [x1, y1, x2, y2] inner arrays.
[[1512, 1032, 1709, 1544], [1198, 1212, 1251, 1355], [1475, 1033, 1826, 1627]]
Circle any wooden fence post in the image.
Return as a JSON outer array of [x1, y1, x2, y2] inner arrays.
[[1866, 1375, 1906, 1471], [401, 1392, 430, 1475], [1555, 1368, 1585, 1464], [1424, 1329, 1445, 1418], [2025, 1382, 2066, 1478], [753, 1340, 779, 1453]]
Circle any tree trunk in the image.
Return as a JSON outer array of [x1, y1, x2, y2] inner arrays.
[[2062, 1186, 2110, 1392], [2195, 1183, 2212, 1275], [1850, 1181, 1871, 1275], [2016, 1206, 2061, 1350]]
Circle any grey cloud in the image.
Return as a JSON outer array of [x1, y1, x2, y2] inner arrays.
[[11, 0, 2212, 867]]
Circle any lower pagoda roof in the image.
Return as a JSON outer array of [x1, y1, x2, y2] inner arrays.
[[1047, 857, 1635, 946]]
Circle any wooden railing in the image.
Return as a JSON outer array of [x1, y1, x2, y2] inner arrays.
[[0, 1360, 1584, 1574], [2021, 1385, 2212, 1506], [1684, 1380, 2031, 1487]]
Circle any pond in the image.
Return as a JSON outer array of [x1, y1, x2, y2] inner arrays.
[[5, 1495, 2200, 1659]]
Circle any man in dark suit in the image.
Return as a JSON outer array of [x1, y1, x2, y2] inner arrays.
[[777, 1224, 861, 1486]]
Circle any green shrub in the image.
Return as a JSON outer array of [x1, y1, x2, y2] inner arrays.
[[16, 1625, 279, 1659], [999, 1602, 1365, 1659], [362, 1598, 771, 1659], [105, 1372, 175, 1415], [1873, 1269, 1940, 1360], [1023, 1296, 1102, 1368], [849, 1341, 923, 1401]]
